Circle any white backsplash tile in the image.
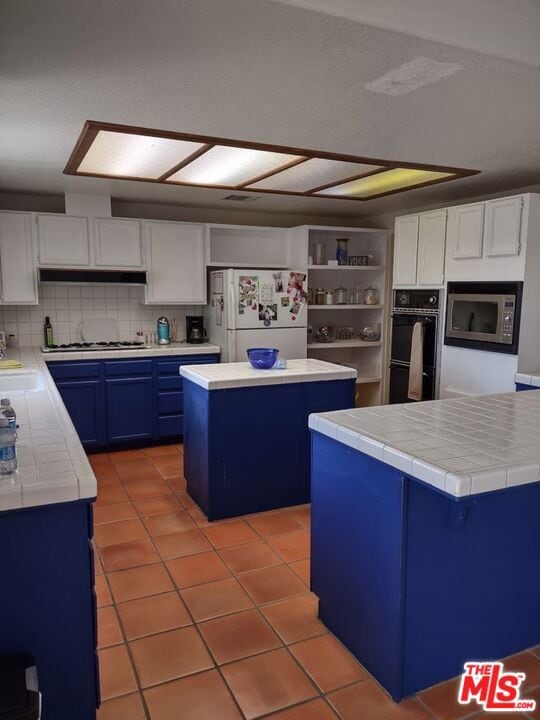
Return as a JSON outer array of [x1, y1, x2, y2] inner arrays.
[[0, 283, 198, 346]]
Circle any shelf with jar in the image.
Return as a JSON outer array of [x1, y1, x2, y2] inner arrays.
[[308, 304, 384, 310], [309, 284, 381, 307]]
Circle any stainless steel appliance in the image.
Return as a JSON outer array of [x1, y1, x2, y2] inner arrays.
[[389, 289, 440, 404], [41, 341, 149, 353], [445, 281, 522, 354], [186, 315, 207, 344]]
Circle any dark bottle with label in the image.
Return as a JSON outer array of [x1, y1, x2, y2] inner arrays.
[[44, 316, 54, 347]]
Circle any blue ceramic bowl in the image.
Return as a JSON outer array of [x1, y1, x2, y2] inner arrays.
[[246, 348, 279, 369]]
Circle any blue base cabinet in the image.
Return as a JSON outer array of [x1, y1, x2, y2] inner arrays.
[[47, 354, 219, 450], [516, 383, 540, 391], [0, 501, 98, 720]]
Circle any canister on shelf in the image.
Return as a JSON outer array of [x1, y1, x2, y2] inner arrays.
[[325, 290, 334, 305], [334, 286, 348, 305], [336, 238, 349, 266], [363, 286, 380, 305], [315, 288, 326, 305]]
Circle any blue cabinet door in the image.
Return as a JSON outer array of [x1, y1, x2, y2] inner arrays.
[[55, 380, 105, 447], [105, 376, 155, 443]]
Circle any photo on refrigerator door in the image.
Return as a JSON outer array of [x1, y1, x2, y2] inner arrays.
[[273, 272, 284, 293], [259, 303, 278, 326], [239, 276, 258, 311]]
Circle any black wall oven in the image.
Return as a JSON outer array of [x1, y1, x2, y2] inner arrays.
[[389, 290, 440, 404], [444, 281, 522, 354]]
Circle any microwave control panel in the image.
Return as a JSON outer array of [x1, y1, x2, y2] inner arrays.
[[502, 296, 516, 343]]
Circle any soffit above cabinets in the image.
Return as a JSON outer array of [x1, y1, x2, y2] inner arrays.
[[65, 121, 480, 202]]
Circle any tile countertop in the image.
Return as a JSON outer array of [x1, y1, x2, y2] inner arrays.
[[309, 391, 540, 498], [515, 372, 540, 387], [180, 358, 357, 390], [40, 341, 221, 361]]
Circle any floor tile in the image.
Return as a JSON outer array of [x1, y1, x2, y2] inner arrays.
[[94, 501, 138, 525], [203, 519, 259, 549], [268, 699, 337, 719], [503, 651, 540, 690], [113, 457, 156, 477], [531, 645, 540, 658], [176, 491, 197, 510], [219, 541, 283, 574], [130, 626, 213, 688], [290, 634, 367, 692], [289, 559, 310, 586], [94, 468, 122, 484], [143, 445, 179, 458], [97, 691, 146, 720], [94, 552, 104, 576], [327, 682, 433, 720], [100, 538, 160, 572], [166, 551, 230, 588], [261, 594, 326, 644], [123, 476, 171, 500], [108, 449, 144, 462], [107, 563, 174, 603], [199, 608, 282, 664], [266, 530, 311, 562], [94, 518, 148, 548], [90, 452, 113, 468], [181, 577, 254, 622], [221, 648, 317, 720], [98, 606, 124, 648], [133, 494, 182, 516], [95, 573, 113, 607], [418, 676, 473, 720], [95, 483, 130, 506], [98, 644, 138, 701], [144, 669, 242, 720], [187, 505, 215, 528], [118, 591, 191, 640], [153, 528, 212, 561], [286, 506, 311, 529], [164, 477, 187, 494], [153, 457, 184, 479], [142, 509, 197, 537], [238, 565, 308, 605], [246, 512, 304, 537]]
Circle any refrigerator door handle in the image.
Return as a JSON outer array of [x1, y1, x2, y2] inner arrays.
[[229, 279, 237, 331]]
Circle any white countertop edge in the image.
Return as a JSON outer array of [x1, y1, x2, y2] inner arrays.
[[515, 372, 540, 387], [41, 343, 221, 361]]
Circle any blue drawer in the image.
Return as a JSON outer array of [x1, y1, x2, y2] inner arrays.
[[158, 414, 183, 437], [157, 355, 219, 375], [47, 361, 101, 380], [158, 391, 183, 415], [104, 359, 153, 376], [158, 376, 183, 391]]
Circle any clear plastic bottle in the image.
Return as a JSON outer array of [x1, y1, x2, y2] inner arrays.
[[1, 398, 16, 434], [0, 417, 17, 475]]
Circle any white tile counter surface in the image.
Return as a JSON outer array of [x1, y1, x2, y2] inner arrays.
[[41, 342, 221, 361], [309, 391, 540, 498], [515, 372, 540, 387], [180, 359, 357, 390]]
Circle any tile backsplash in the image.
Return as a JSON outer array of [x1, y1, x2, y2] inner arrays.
[[0, 284, 199, 347]]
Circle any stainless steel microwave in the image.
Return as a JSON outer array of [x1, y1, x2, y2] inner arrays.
[[444, 281, 523, 354]]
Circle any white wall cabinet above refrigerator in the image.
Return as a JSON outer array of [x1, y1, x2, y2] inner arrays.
[[393, 209, 447, 288], [0, 211, 38, 305], [144, 220, 206, 304]]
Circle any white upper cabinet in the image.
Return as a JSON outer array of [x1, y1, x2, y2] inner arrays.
[[37, 214, 90, 266], [484, 196, 522, 257], [0, 212, 38, 304], [448, 202, 484, 260], [94, 218, 143, 268], [393, 215, 419, 287], [144, 221, 206, 304], [417, 209, 447, 286]]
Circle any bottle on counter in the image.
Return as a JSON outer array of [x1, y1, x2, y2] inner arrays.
[[0, 417, 17, 475], [44, 316, 54, 347], [1, 398, 16, 435]]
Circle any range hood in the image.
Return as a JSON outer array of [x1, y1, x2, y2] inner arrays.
[[39, 269, 147, 284]]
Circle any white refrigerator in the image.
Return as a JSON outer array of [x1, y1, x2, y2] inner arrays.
[[205, 269, 308, 363]]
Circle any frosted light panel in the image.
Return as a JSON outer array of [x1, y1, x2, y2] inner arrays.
[[77, 131, 205, 178], [166, 145, 302, 186], [248, 158, 383, 192], [317, 168, 454, 198]]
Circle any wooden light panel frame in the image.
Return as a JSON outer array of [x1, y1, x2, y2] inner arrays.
[[64, 121, 480, 202]]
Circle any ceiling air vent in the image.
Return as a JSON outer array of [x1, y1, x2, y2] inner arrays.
[[222, 194, 259, 202]]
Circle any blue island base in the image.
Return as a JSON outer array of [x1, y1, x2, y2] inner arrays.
[[311, 432, 540, 701]]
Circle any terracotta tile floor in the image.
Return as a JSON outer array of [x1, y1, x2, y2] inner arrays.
[[93, 445, 540, 720]]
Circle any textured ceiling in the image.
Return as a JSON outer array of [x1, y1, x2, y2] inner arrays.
[[1, 0, 539, 219]]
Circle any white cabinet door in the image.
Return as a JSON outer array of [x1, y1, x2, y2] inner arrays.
[[37, 214, 90, 266], [393, 215, 419, 286], [94, 218, 143, 267], [449, 203, 484, 259], [417, 209, 447, 286], [144, 221, 206, 304], [0, 212, 38, 304], [484, 196, 522, 257]]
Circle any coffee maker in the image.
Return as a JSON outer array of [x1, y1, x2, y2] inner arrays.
[[186, 315, 207, 344]]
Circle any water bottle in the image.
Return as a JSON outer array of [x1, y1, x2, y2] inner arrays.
[[0, 417, 17, 475], [1, 398, 16, 434]]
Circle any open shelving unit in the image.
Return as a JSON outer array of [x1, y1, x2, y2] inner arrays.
[[291, 225, 390, 407]]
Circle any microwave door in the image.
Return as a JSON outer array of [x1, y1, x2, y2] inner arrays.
[[447, 294, 505, 344]]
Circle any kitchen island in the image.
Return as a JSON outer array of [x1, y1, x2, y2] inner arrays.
[[0, 350, 99, 719], [181, 358, 356, 520], [515, 372, 540, 390], [309, 391, 540, 701]]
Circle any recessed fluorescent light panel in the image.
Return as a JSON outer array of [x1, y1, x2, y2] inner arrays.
[[65, 121, 479, 201]]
